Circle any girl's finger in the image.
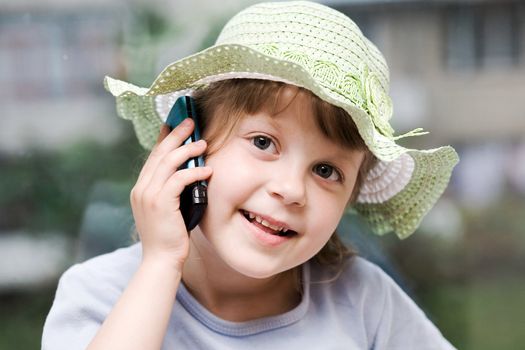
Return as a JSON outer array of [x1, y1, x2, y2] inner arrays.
[[138, 119, 195, 184], [155, 118, 195, 154], [145, 140, 208, 194], [159, 166, 213, 202]]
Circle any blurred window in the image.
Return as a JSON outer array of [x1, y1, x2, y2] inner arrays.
[[445, 7, 477, 70], [0, 12, 121, 101], [481, 6, 517, 68], [445, 3, 521, 70]]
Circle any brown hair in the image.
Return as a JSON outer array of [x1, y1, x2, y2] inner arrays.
[[193, 79, 376, 268]]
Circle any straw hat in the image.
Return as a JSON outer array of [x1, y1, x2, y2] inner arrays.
[[104, 1, 459, 238]]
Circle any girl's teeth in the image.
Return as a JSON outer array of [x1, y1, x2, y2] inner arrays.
[[243, 210, 292, 235], [254, 214, 282, 232]]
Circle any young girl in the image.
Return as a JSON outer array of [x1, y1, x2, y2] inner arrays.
[[43, 1, 459, 349]]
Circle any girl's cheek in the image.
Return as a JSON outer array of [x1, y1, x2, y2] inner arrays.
[[206, 148, 255, 195]]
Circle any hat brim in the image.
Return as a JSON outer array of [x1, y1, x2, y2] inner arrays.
[[105, 43, 402, 157], [354, 148, 458, 238], [104, 43, 459, 238]]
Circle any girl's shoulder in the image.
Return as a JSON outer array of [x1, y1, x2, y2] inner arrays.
[[307, 256, 412, 314], [57, 243, 142, 301], [42, 244, 143, 350], [308, 257, 456, 349]]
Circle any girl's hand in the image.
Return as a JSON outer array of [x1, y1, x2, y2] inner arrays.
[[130, 119, 212, 270]]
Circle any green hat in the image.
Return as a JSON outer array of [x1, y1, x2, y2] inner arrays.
[[104, 0, 459, 239]]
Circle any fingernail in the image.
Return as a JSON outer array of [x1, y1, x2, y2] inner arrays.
[[182, 118, 192, 126]]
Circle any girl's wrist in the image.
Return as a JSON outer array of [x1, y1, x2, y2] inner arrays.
[[141, 252, 186, 278]]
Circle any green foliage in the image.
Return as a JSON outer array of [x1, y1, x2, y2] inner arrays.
[[0, 288, 55, 350], [0, 131, 143, 235], [419, 277, 525, 350], [122, 5, 183, 87]]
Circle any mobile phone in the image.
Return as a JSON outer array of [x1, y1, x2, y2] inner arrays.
[[165, 96, 207, 231]]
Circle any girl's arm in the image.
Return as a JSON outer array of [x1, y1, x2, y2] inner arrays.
[[87, 121, 212, 350], [86, 257, 182, 350]]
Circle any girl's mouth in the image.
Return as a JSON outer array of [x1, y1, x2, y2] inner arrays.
[[241, 210, 297, 237]]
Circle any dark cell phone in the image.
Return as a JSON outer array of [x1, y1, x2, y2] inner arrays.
[[165, 96, 207, 232]]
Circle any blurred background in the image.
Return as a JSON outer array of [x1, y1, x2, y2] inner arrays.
[[1, 0, 524, 349]]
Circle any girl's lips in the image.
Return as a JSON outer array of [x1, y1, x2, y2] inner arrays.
[[240, 210, 296, 234], [240, 211, 295, 247], [240, 210, 298, 236]]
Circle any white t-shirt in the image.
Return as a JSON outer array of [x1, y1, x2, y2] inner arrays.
[[42, 243, 456, 349]]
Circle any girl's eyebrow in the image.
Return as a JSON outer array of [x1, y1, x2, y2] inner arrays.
[[238, 114, 280, 130], [312, 135, 365, 166], [324, 151, 363, 170]]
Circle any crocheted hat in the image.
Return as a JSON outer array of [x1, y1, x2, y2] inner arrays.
[[104, 1, 459, 239]]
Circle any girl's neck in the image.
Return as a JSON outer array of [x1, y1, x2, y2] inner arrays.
[[181, 230, 302, 322]]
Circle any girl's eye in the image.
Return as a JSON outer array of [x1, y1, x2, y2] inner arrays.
[[314, 164, 342, 182], [252, 135, 277, 153]]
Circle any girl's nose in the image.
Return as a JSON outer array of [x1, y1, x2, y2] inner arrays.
[[266, 170, 307, 207]]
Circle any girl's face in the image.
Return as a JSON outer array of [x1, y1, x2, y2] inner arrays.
[[194, 87, 364, 279]]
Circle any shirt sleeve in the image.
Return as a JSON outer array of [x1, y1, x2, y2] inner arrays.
[[362, 261, 457, 350], [41, 246, 139, 350], [42, 265, 106, 350]]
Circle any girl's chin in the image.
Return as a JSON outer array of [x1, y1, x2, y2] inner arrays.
[[215, 241, 297, 279], [191, 230, 274, 278], [218, 251, 288, 279]]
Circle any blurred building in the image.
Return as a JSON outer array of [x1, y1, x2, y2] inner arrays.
[[0, 1, 128, 153]]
